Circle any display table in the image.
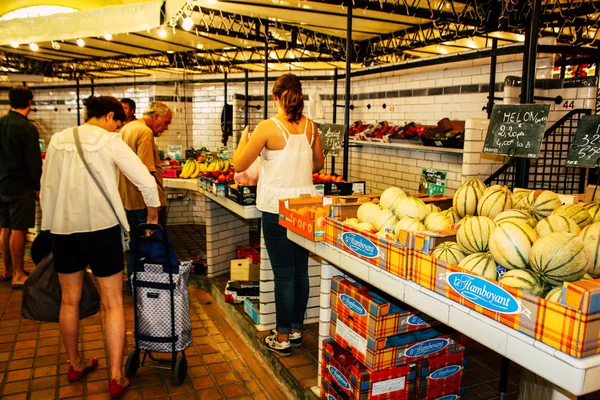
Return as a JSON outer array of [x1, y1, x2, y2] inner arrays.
[[287, 231, 600, 398]]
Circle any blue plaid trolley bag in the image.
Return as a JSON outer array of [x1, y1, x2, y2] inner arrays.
[[125, 224, 192, 385]]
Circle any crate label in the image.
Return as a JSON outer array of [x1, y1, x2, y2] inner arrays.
[[436, 396, 459, 400], [403, 314, 430, 326], [336, 319, 368, 356], [430, 365, 462, 380], [445, 272, 521, 314], [371, 376, 406, 396], [327, 365, 351, 391], [327, 396, 336, 400], [403, 338, 449, 358], [341, 232, 379, 259], [339, 294, 367, 316]]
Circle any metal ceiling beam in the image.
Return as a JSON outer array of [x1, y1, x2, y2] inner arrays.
[[541, 1, 600, 22]]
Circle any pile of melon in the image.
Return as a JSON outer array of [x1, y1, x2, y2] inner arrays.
[[342, 186, 454, 243], [429, 178, 600, 304]]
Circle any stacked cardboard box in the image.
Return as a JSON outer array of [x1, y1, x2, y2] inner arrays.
[[322, 276, 467, 399]]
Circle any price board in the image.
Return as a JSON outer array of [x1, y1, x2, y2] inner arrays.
[[316, 122, 345, 157], [566, 115, 600, 168], [167, 144, 183, 160], [483, 104, 550, 158], [418, 168, 447, 196]]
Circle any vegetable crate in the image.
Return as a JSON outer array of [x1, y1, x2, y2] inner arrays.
[[278, 195, 335, 241]]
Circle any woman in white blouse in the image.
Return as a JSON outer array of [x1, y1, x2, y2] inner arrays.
[[40, 96, 160, 398]]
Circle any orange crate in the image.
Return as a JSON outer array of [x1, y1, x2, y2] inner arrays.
[[278, 195, 335, 241]]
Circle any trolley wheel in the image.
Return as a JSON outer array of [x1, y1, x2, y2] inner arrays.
[[125, 351, 139, 378], [173, 356, 187, 385]]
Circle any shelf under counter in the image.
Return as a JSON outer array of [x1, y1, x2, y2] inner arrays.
[[348, 138, 464, 154]]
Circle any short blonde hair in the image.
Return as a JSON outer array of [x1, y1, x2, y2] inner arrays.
[[143, 101, 172, 118]]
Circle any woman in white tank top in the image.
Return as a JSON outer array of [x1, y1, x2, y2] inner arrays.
[[233, 74, 324, 356]]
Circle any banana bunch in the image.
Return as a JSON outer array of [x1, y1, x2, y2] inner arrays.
[[204, 159, 230, 172], [179, 159, 201, 179]]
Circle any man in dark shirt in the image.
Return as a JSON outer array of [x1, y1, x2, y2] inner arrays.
[[0, 86, 42, 288]]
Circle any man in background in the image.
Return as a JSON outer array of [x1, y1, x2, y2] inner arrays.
[[119, 101, 172, 294], [0, 86, 42, 288], [120, 98, 136, 125]]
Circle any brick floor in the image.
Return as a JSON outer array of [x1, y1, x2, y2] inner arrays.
[[0, 251, 287, 399]]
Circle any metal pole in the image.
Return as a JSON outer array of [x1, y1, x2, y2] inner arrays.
[[91, 78, 94, 96], [331, 68, 338, 174], [486, 39, 498, 119], [342, 1, 353, 181], [244, 70, 249, 127], [224, 71, 228, 143], [515, 0, 541, 190], [264, 30, 269, 120], [76, 75, 81, 126], [560, 65, 566, 80]]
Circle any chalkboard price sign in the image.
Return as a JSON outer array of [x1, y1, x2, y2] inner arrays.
[[316, 123, 345, 157], [419, 168, 447, 195], [566, 115, 600, 168], [483, 104, 550, 158]]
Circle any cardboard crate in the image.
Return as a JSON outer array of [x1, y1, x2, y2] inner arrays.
[[396, 228, 457, 257], [411, 250, 600, 358], [243, 298, 260, 324], [415, 350, 466, 394], [330, 318, 465, 372], [226, 184, 257, 205], [331, 276, 439, 341], [236, 244, 260, 264], [321, 337, 416, 400], [278, 195, 335, 241], [416, 382, 464, 400], [230, 259, 259, 281]]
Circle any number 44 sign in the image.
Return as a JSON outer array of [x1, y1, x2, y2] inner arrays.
[[566, 115, 600, 168]]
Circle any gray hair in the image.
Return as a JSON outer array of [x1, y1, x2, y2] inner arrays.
[[143, 101, 172, 118]]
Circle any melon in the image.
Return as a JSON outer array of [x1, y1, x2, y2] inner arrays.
[[431, 242, 466, 265], [493, 209, 536, 228], [342, 218, 359, 228], [498, 269, 545, 296], [579, 222, 600, 277], [456, 216, 496, 254], [545, 286, 562, 303], [356, 222, 375, 233], [467, 177, 487, 193], [551, 204, 593, 229], [379, 187, 406, 211], [512, 190, 532, 210], [441, 207, 461, 224], [423, 212, 452, 231], [395, 197, 428, 221], [535, 215, 581, 237], [524, 190, 562, 221], [456, 215, 473, 226], [583, 202, 600, 223], [357, 202, 381, 224], [582, 273, 594, 280], [477, 186, 513, 219], [453, 183, 483, 217], [394, 217, 426, 236], [458, 252, 498, 280], [530, 232, 588, 285], [425, 203, 441, 214], [372, 209, 397, 232], [489, 221, 538, 270]]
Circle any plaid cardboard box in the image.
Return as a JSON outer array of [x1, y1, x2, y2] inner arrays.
[[416, 382, 464, 400], [331, 276, 439, 342], [415, 350, 466, 393], [321, 337, 416, 400], [396, 228, 457, 257], [411, 250, 600, 358], [278, 195, 336, 241], [330, 318, 465, 372], [325, 213, 409, 279]]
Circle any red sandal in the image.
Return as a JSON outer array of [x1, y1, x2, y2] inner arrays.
[[109, 376, 130, 399], [67, 358, 98, 382]]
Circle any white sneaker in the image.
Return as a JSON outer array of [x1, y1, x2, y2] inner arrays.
[[264, 333, 291, 356], [270, 329, 302, 347]]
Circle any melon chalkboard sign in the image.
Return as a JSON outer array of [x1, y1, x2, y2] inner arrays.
[[316, 123, 345, 157], [566, 115, 600, 168], [484, 104, 550, 158]]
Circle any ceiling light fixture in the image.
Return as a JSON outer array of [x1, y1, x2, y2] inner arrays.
[[158, 26, 167, 38], [29, 43, 39, 51], [51, 40, 61, 50], [104, 33, 113, 41], [76, 38, 85, 47], [182, 17, 194, 31], [197, 43, 204, 49], [208, 0, 217, 4], [10, 42, 19, 48], [516, 34, 525, 42]]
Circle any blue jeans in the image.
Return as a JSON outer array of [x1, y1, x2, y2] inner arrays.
[[125, 208, 167, 281], [262, 212, 310, 334]]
